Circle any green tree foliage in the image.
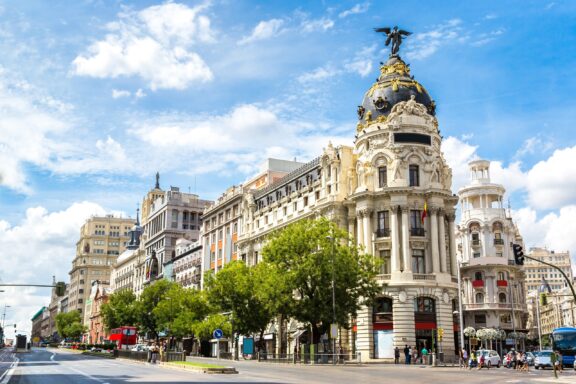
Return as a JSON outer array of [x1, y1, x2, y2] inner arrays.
[[134, 279, 176, 341], [100, 289, 138, 331], [191, 313, 231, 340], [262, 217, 380, 342], [153, 284, 211, 339], [55, 311, 86, 340], [205, 261, 277, 339]]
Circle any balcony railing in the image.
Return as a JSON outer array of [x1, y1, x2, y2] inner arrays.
[[472, 279, 485, 288], [410, 228, 425, 237], [376, 274, 391, 281], [463, 303, 525, 311], [471, 239, 480, 247], [375, 228, 390, 238], [414, 274, 436, 281], [494, 239, 505, 245], [496, 280, 508, 287]]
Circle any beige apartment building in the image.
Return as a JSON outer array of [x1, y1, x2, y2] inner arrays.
[[68, 215, 134, 316]]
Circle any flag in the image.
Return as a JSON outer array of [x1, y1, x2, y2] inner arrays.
[[421, 201, 428, 224]]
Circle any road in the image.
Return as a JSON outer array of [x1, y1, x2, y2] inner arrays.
[[3, 348, 575, 384]]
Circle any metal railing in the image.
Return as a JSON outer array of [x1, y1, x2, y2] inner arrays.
[[375, 228, 390, 238], [413, 274, 436, 281], [257, 351, 361, 365], [410, 228, 425, 237]]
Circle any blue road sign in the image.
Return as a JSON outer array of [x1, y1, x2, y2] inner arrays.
[[213, 328, 223, 339]]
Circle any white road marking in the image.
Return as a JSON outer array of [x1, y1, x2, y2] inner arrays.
[[0, 357, 19, 384], [67, 365, 110, 383], [50, 352, 56, 361]]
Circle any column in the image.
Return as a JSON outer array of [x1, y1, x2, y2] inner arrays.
[[481, 224, 489, 258], [363, 210, 372, 255], [348, 216, 356, 246], [401, 206, 411, 273], [438, 210, 447, 273], [357, 211, 364, 248], [448, 213, 458, 276], [390, 206, 400, 272], [430, 207, 440, 273]]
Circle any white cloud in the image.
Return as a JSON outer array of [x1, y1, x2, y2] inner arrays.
[[0, 202, 110, 336], [238, 19, 285, 45], [338, 2, 370, 18], [405, 19, 466, 61], [112, 89, 131, 98], [525, 146, 576, 210], [72, 2, 214, 90], [441, 136, 479, 191], [471, 28, 505, 47], [135, 88, 146, 98], [297, 65, 340, 83], [130, 103, 351, 176], [299, 17, 334, 33]]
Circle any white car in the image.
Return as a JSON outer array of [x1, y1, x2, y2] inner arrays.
[[477, 349, 501, 368], [130, 344, 149, 352], [534, 350, 553, 370]]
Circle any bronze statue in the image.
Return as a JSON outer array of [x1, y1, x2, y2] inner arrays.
[[374, 26, 411, 56]]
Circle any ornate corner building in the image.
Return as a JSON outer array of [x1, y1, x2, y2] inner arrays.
[[455, 160, 528, 346], [233, 53, 460, 360]]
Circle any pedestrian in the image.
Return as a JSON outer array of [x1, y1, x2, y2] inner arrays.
[[403, 345, 410, 364], [411, 346, 418, 364], [468, 350, 476, 370], [394, 346, 400, 364], [550, 350, 558, 379], [460, 348, 468, 369], [150, 343, 159, 364], [421, 346, 428, 365], [556, 350, 563, 372]]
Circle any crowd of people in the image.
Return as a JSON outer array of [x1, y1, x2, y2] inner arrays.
[[394, 345, 431, 365]]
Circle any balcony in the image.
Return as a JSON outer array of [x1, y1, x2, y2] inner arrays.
[[471, 239, 481, 247], [472, 279, 485, 288], [414, 274, 436, 281], [375, 228, 390, 238], [496, 280, 508, 287], [494, 239, 505, 245], [463, 303, 525, 311], [410, 228, 425, 237]]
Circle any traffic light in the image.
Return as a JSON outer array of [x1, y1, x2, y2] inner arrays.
[[55, 282, 66, 297], [438, 328, 444, 342], [539, 292, 548, 306], [512, 244, 524, 265]]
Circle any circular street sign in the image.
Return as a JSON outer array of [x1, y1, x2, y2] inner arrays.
[[213, 328, 223, 339]]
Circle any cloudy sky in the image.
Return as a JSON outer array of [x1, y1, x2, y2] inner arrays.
[[1, 0, 575, 335]]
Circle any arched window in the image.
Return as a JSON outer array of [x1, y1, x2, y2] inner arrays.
[[475, 271, 483, 281], [475, 292, 484, 303], [499, 292, 507, 303]]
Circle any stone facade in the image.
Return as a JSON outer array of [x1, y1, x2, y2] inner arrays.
[[455, 160, 528, 351], [232, 55, 460, 361]]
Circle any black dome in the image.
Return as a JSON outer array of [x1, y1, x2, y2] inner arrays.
[[357, 55, 435, 124]]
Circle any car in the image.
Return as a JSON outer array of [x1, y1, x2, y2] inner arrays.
[[525, 352, 535, 366], [39, 342, 49, 347], [534, 350, 554, 369], [90, 347, 102, 352], [130, 344, 149, 352], [477, 349, 501, 368]]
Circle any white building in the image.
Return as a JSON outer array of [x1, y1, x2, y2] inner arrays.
[[455, 160, 528, 351], [173, 239, 203, 290]]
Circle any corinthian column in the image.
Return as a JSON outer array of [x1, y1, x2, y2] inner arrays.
[[363, 209, 373, 255], [447, 212, 457, 276], [390, 206, 400, 272], [401, 206, 411, 273], [356, 211, 364, 249], [438, 209, 447, 273], [430, 207, 440, 273]]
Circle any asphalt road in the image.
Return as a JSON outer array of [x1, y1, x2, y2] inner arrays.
[[4, 348, 576, 384], [0, 348, 15, 382]]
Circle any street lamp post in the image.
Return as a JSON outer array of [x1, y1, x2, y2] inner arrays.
[[538, 277, 552, 351], [2, 305, 11, 329], [456, 258, 465, 353], [327, 229, 337, 365]]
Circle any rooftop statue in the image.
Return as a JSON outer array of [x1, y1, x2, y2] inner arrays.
[[374, 26, 411, 56]]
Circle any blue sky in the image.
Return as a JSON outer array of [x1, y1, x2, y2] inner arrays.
[[1, 0, 576, 334]]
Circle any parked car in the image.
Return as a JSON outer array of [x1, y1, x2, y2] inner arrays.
[[525, 351, 535, 366], [534, 350, 554, 369], [130, 344, 149, 352], [477, 349, 501, 368], [90, 347, 102, 352]]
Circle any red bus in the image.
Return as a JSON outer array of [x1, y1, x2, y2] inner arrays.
[[109, 326, 137, 349]]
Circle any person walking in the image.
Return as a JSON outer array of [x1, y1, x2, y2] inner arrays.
[[550, 350, 558, 379], [394, 346, 400, 364], [411, 346, 417, 364], [403, 345, 410, 364], [150, 343, 159, 364], [460, 348, 468, 369], [421, 346, 428, 365]]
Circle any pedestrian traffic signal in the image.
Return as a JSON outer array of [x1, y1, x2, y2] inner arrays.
[[438, 328, 444, 342], [512, 244, 524, 265]]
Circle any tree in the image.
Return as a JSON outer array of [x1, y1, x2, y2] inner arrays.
[[205, 261, 286, 353], [153, 284, 211, 339], [134, 279, 176, 341], [262, 217, 380, 343], [192, 313, 231, 340], [55, 311, 86, 340], [101, 289, 138, 331]]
